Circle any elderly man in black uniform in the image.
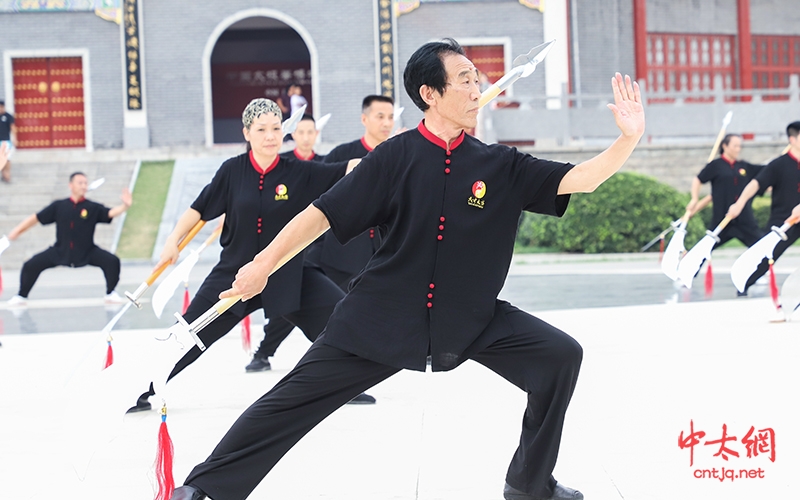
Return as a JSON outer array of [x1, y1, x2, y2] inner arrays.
[[685, 133, 764, 249], [5, 172, 131, 305], [170, 39, 645, 500], [727, 121, 800, 295]]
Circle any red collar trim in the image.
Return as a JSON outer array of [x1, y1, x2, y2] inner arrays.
[[250, 150, 280, 174], [293, 149, 316, 161], [417, 121, 465, 152], [360, 136, 374, 152], [721, 155, 735, 166], [788, 150, 800, 163], [70, 196, 85, 204]]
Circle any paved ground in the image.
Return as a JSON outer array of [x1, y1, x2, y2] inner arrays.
[[0, 248, 798, 500]]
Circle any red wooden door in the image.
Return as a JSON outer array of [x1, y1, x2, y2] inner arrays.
[[12, 57, 86, 149]]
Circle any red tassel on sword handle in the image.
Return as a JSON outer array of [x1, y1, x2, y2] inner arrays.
[[103, 337, 114, 369], [658, 238, 665, 263], [181, 282, 190, 315], [768, 260, 780, 310], [242, 314, 252, 352], [704, 261, 714, 298], [154, 403, 175, 500]]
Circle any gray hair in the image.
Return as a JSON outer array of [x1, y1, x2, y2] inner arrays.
[[242, 98, 282, 129]]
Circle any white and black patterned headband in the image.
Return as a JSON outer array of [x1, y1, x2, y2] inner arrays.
[[242, 98, 282, 128]]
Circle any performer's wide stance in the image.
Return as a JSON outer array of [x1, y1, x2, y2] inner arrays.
[[171, 38, 645, 500]]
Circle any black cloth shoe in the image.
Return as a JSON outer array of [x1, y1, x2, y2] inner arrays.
[[170, 485, 207, 500], [126, 383, 155, 414], [347, 392, 376, 404], [503, 482, 584, 500], [126, 393, 152, 413], [245, 357, 271, 372]]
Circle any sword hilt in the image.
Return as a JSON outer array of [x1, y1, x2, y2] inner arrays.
[[771, 224, 789, 241], [124, 282, 148, 309]]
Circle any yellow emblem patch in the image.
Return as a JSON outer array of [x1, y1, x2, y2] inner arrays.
[[468, 180, 486, 208], [275, 184, 288, 201]]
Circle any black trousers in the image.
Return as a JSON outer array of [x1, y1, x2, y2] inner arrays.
[[743, 224, 800, 292], [253, 264, 352, 360], [712, 221, 765, 249], [19, 246, 120, 297], [184, 302, 583, 500], [166, 266, 344, 382]]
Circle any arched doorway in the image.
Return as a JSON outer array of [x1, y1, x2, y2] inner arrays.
[[208, 15, 313, 144]]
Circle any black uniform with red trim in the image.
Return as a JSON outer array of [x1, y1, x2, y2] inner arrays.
[[248, 141, 376, 363], [248, 147, 332, 362], [696, 156, 763, 247], [184, 122, 583, 500], [18, 197, 120, 297], [163, 151, 348, 381], [742, 151, 800, 291]]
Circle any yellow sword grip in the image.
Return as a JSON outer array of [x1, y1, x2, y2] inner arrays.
[[715, 215, 732, 233], [213, 295, 243, 315], [478, 85, 503, 109], [145, 220, 206, 286]]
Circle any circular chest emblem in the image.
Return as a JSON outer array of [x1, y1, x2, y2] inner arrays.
[[472, 181, 487, 199], [275, 184, 288, 196], [738, 168, 747, 176], [80, 208, 88, 219]]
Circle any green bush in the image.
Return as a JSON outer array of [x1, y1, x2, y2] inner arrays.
[[516, 172, 708, 253]]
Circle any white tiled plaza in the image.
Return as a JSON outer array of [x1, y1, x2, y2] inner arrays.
[[1, 253, 797, 500]]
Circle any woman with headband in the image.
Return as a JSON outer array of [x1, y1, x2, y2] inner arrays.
[[126, 98, 358, 412]]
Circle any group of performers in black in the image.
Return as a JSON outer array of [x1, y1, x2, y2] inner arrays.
[[684, 122, 800, 295], [2, 35, 797, 500]]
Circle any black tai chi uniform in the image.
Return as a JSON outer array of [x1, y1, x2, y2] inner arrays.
[[253, 141, 378, 361], [18, 197, 119, 297], [742, 151, 800, 292], [246, 149, 329, 360], [697, 156, 764, 248], [183, 122, 583, 500], [163, 151, 347, 382]]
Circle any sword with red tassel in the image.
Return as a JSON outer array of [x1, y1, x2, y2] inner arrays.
[[730, 214, 800, 309], [94, 219, 207, 370]]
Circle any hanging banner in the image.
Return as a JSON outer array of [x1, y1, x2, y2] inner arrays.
[[377, 0, 396, 101], [123, 0, 142, 110]]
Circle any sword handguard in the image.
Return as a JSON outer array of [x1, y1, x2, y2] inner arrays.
[[125, 282, 148, 309], [771, 224, 789, 241], [174, 312, 206, 351], [705, 229, 721, 244]]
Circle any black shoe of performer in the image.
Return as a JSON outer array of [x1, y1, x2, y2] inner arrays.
[[126, 383, 155, 413], [347, 392, 376, 405], [170, 485, 207, 500], [503, 482, 583, 500], [126, 393, 152, 413], [245, 356, 272, 372]]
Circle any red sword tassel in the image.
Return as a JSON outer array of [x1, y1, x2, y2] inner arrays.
[[154, 404, 175, 500], [181, 282, 190, 315], [242, 315, 252, 352], [768, 259, 780, 310], [704, 260, 714, 298]]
